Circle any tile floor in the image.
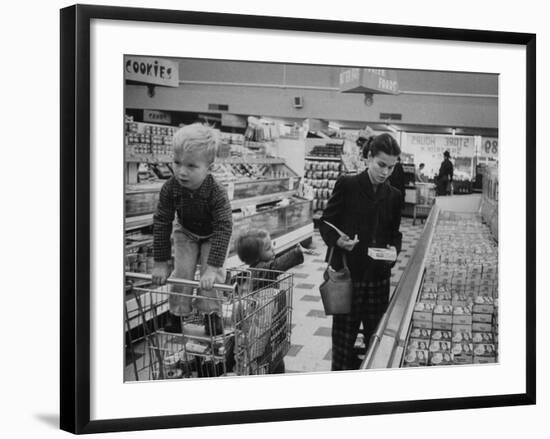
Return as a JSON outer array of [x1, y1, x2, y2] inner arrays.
[[124, 216, 426, 380]]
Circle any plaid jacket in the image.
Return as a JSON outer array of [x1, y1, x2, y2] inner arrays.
[[153, 174, 233, 267]]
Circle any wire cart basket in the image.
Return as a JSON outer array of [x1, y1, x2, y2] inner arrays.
[[125, 267, 294, 380]]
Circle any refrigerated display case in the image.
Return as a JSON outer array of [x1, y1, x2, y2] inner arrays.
[[362, 204, 498, 370], [479, 164, 498, 241]]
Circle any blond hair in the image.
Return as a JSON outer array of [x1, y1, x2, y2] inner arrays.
[[172, 123, 219, 164]]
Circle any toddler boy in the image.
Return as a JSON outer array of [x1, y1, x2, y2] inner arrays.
[[152, 123, 233, 333]]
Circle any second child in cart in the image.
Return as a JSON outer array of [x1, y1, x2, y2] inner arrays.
[[152, 123, 233, 334], [236, 229, 312, 373]]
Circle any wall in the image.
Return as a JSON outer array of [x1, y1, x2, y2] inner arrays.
[[126, 82, 497, 128]]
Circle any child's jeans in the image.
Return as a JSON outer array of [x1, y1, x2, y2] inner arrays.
[[170, 225, 226, 316]]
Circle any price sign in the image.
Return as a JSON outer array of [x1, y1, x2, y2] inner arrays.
[[288, 177, 296, 191], [480, 137, 498, 158]]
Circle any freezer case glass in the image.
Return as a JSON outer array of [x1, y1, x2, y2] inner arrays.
[[363, 204, 499, 370]]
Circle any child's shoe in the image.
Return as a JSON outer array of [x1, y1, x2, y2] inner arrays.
[[163, 313, 183, 333], [204, 312, 223, 336]]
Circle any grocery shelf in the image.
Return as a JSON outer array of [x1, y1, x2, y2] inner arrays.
[[218, 157, 285, 165], [230, 191, 296, 210], [305, 156, 341, 161], [362, 206, 439, 370], [126, 214, 154, 231]]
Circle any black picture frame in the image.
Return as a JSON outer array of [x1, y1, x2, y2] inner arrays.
[[60, 4, 536, 434]]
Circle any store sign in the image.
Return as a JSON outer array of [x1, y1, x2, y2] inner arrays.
[[125, 57, 179, 87], [339, 68, 399, 95], [221, 113, 247, 128], [404, 133, 475, 157], [479, 137, 499, 159], [143, 109, 172, 124]]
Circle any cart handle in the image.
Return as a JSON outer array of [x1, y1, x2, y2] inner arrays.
[[125, 272, 237, 293]]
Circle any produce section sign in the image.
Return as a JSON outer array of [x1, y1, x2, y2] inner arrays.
[[125, 56, 179, 87], [339, 68, 400, 95]]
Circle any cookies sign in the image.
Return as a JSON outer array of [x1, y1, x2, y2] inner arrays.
[[125, 56, 179, 87]]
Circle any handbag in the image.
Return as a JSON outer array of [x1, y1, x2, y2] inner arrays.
[[319, 247, 353, 315]]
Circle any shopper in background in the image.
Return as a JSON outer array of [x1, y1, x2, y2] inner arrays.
[[151, 123, 233, 334], [416, 163, 428, 183], [388, 155, 406, 203], [436, 150, 454, 196], [319, 133, 403, 371], [236, 229, 309, 373]]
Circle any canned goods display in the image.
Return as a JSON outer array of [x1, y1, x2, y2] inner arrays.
[[304, 157, 345, 214]]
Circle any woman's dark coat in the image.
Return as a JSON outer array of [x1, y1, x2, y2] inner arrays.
[[319, 170, 403, 282]]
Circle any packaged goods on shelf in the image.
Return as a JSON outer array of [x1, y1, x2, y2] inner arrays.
[[403, 348, 429, 367], [451, 341, 473, 364], [429, 351, 454, 366], [409, 327, 432, 340], [303, 156, 346, 216]]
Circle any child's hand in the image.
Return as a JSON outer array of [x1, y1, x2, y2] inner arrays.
[[336, 234, 359, 252], [152, 261, 171, 286], [200, 266, 218, 290]]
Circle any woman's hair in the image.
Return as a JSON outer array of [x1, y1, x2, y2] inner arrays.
[[362, 133, 401, 159], [236, 229, 270, 265], [172, 123, 219, 164]]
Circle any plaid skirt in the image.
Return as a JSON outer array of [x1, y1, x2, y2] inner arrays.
[[331, 277, 390, 371]]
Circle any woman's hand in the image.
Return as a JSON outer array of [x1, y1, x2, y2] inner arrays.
[[336, 234, 359, 252]]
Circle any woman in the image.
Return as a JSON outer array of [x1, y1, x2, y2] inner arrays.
[[436, 150, 454, 196], [319, 133, 403, 371]]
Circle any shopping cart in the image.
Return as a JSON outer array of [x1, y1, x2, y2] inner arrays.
[[125, 267, 294, 380]]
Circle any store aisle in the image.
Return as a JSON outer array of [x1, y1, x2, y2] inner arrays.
[[284, 216, 425, 373], [124, 216, 426, 380]]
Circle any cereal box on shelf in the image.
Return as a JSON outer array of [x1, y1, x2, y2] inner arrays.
[[413, 302, 435, 322], [429, 351, 454, 366], [452, 331, 472, 343], [403, 349, 429, 367], [472, 332, 494, 344], [407, 338, 430, 351], [429, 340, 451, 353], [452, 323, 472, 333], [420, 292, 437, 304], [433, 305, 453, 324], [410, 327, 431, 340], [452, 306, 473, 325], [451, 341, 473, 364], [472, 322, 492, 333], [430, 330, 452, 342], [473, 343, 497, 364], [472, 312, 493, 324], [436, 293, 452, 306], [432, 322, 453, 331], [473, 296, 495, 314]]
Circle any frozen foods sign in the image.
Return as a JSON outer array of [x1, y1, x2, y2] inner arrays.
[[339, 68, 400, 95], [125, 57, 179, 87]]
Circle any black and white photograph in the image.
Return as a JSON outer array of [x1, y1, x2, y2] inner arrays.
[[53, 2, 539, 435], [123, 57, 500, 379]]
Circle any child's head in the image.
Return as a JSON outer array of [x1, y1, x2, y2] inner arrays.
[[236, 229, 275, 265], [172, 123, 219, 190]]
